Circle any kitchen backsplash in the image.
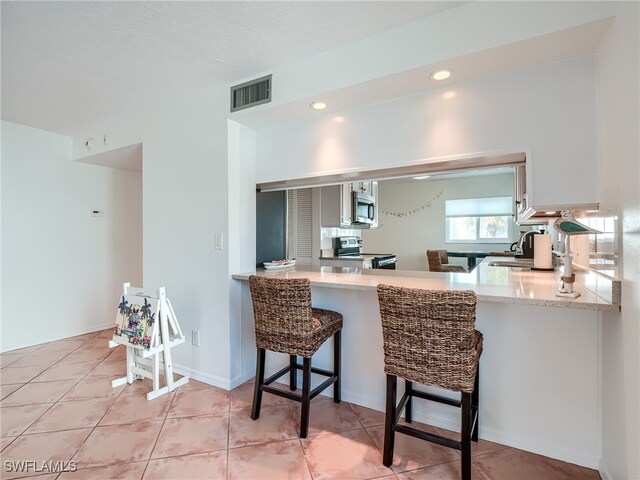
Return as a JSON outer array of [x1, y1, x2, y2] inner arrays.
[[576, 187, 621, 279], [547, 187, 621, 279], [571, 212, 620, 279]]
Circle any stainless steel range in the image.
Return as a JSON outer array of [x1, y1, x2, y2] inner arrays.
[[333, 236, 397, 270]]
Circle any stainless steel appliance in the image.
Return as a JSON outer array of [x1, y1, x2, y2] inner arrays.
[[352, 191, 376, 225], [334, 236, 397, 270], [371, 255, 397, 269]]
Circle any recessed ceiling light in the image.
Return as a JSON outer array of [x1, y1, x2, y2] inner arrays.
[[413, 175, 431, 180], [310, 101, 327, 110], [430, 69, 453, 81]]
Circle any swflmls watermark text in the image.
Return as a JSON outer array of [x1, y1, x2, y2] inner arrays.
[[4, 460, 77, 473]]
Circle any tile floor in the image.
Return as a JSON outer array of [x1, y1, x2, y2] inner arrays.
[[0, 330, 601, 480]]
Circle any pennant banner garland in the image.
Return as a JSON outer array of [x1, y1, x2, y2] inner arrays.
[[380, 191, 444, 218]]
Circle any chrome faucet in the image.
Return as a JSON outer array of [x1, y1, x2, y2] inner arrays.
[[518, 230, 538, 250], [517, 230, 540, 258]]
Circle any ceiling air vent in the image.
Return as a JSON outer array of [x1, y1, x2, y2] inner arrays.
[[230, 74, 272, 112]]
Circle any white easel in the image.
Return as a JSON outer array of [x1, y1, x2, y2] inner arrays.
[[109, 282, 189, 400]]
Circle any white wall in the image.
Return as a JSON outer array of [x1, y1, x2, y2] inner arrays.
[[228, 120, 258, 387], [256, 56, 597, 210], [362, 174, 516, 271], [596, 3, 640, 480], [1, 121, 142, 351], [70, 91, 233, 388]]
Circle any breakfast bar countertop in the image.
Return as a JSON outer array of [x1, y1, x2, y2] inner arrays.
[[232, 257, 620, 312]]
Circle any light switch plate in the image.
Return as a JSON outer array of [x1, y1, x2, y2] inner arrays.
[[215, 233, 224, 250]]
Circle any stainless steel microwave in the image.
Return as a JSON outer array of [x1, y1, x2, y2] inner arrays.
[[352, 191, 376, 225]]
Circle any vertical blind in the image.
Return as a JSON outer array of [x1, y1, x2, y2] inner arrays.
[[287, 188, 313, 264]]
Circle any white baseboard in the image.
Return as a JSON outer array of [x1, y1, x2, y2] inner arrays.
[[337, 385, 600, 470], [172, 363, 232, 391], [125, 362, 604, 470], [598, 458, 613, 480], [476, 425, 600, 470], [1, 322, 113, 353], [339, 386, 385, 412], [229, 369, 257, 390]]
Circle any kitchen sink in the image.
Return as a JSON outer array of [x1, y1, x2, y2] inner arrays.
[[488, 260, 533, 269]]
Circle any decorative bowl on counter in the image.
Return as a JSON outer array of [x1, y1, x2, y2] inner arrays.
[[263, 259, 296, 270]]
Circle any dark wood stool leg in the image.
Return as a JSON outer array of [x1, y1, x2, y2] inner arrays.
[[251, 348, 266, 420], [383, 374, 397, 467], [289, 355, 297, 391], [472, 368, 480, 442], [300, 357, 312, 438], [333, 330, 341, 403], [404, 380, 413, 423], [461, 392, 472, 480]]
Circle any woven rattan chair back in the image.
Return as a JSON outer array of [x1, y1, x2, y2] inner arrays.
[[249, 275, 342, 439], [249, 276, 317, 356], [426, 250, 466, 273], [377, 284, 481, 393], [427, 250, 447, 272]]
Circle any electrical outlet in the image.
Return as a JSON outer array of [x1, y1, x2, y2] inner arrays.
[[192, 330, 200, 347], [215, 233, 224, 250]]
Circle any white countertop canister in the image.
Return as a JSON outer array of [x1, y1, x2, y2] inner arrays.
[[534, 234, 553, 269]]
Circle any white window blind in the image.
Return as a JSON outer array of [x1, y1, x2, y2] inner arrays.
[[445, 196, 513, 243], [286, 188, 313, 264], [445, 196, 512, 217]]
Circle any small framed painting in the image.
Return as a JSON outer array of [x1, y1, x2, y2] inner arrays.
[[113, 295, 159, 350]]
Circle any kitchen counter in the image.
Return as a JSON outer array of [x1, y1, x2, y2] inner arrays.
[[317, 254, 377, 269], [233, 257, 620, 312], [318, 251, 397, 269], [318, 253, 395, 260], [318, 255, 372, 261]]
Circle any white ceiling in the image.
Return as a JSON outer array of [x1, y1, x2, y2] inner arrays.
[[1, 1, 464, 136]]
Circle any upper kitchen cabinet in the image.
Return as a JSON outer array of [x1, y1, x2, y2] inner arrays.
[[320, 183, 352, 228], [352, 181, 375, 197], [321, 181, 379, 229], [513, 164, 528, 223], [516, 154, 598, 224]]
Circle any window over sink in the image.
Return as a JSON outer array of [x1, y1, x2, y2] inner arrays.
[[445, 196, 513, 243]]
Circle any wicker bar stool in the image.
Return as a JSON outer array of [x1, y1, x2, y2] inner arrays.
[[249, 275, 342, 438], [376, 284, 483, 480], [427, 250, 466, 272]]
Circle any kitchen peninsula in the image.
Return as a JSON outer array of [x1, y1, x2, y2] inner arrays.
[[232, 258, 619, 468], [234, 257, 619, 311]]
